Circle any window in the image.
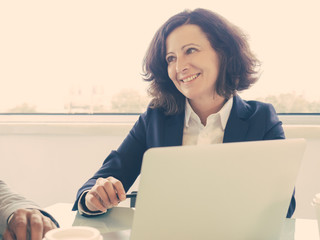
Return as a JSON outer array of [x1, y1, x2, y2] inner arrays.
[[1, 0, 319, 113]]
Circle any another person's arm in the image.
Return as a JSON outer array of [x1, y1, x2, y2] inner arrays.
[[0, 180, 59, 239]]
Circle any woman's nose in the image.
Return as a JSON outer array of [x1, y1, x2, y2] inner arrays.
[[175, 57, 188, 73]]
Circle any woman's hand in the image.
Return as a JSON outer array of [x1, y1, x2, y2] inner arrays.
[[85, 177, 126, 212], [3, 209, 57, 240]]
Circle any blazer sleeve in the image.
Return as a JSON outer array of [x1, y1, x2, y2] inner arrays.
[[262, 103, 285, 140], [72, 109, 151, 211], [0, 180, 59, 234]]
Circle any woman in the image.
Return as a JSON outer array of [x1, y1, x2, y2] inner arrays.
[[73, 8, 294, 218]]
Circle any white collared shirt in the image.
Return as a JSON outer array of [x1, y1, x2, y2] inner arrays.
[[182, 97, 233, 145]]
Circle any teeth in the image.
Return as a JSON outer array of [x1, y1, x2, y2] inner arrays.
[[182, 74, 198, 82]]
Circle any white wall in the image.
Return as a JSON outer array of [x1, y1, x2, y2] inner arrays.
[[0, 115, 319, 219], [0, 120, 138, 210]]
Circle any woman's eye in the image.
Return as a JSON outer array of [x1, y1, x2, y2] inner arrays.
[[166, 56, 175, 63], [186, 48, 197, 54]]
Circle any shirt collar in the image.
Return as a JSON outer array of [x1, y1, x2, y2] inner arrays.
[[184, 99, 193, 128], [219, 97, 233, 130], [184, 97, 233, 130]]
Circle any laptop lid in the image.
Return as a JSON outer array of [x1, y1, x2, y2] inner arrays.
[[130, 139, 306, 240]]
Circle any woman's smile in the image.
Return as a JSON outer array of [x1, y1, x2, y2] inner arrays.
[[179, 73, 201, 83]]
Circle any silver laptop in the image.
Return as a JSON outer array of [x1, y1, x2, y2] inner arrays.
[[128, 138, 306, 240]]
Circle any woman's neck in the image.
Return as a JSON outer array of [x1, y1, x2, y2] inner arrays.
[[188, 95, 226, 126]]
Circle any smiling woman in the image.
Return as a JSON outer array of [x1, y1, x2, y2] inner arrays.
[[144, 8, 260, 119], [70, 8, 299, 219], [0, 0, 319, 113], [166, 25, 222, 108]]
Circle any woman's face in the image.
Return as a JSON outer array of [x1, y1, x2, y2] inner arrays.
[[166, 24, 220, 102]]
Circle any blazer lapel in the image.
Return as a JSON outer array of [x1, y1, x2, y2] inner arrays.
[[164, 112, 185, 147], [223, 95, 250, 143]]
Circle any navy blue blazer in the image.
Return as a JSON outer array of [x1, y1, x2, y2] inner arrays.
[[73, 95, 295, 217]]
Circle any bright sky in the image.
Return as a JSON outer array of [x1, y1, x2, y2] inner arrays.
[[0, 0, 319, 112]]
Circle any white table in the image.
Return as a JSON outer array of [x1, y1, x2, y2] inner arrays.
[[45, 203, 320, 240]]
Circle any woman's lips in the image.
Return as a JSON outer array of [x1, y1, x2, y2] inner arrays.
[[180, 73, 200, 83]]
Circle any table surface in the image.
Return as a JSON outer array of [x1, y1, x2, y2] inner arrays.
[[45, 203, 320, 240]]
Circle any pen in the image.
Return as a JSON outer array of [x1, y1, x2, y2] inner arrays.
[[126, 192, 138, 208], [126, 193, 137, 199]]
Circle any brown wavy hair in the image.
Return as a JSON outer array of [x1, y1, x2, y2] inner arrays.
[[143, 8, 260, 115]]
